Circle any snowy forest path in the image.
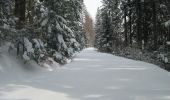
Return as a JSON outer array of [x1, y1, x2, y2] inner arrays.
[[0, 48, 170, 100]]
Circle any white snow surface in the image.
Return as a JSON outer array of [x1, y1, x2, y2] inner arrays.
[[58, 34, 67, 49], [24, 38, 34, 53], [167, 41, 170, 45], [0, 48, 170, 100], [165, 20, 170, 28]]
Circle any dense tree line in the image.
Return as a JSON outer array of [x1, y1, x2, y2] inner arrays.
[[0, 0, 86, 64], [83, 9, 95, 47], [95, 0, 170, 70]]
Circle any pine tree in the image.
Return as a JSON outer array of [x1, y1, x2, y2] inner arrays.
[[35, 0, 85, 64], [94, 8, 102, 49], [95, 0, 122, 52], [83, 10, 95, 47], [0, 0, 85, 64]]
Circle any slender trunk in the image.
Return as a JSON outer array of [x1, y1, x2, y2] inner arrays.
[[20, 0, 26, 22], [152, 0, 157, 50], [128, 0, 132, 45], [124, 5, 128, 46], [15, 0, 26, 29], [136, 0, 142, 49], [15, 0, 19, 17], [28, 0, 34, 24]]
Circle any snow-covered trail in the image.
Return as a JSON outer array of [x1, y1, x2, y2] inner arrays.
[[0, 48, 170, 100]]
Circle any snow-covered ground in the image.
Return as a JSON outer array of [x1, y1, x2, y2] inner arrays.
[[0, 48, 170, 100]]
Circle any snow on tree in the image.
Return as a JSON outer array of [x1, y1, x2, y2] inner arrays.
[[94, 0, 170, 70], [0, 0, 85, 65], [35, 0, 85, 64], [95, 0, 122, 53]]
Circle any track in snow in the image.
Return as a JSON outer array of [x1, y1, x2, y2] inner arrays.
[[0, 48, 170, 100]]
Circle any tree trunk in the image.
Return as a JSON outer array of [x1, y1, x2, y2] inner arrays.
[[124, 5, 128, 46], [136, 0, 142, 49], [15, 0, 26, 29], [128, 0, 132, 45], [152, 0, 157, 50], [28, 0, 34, 24]]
